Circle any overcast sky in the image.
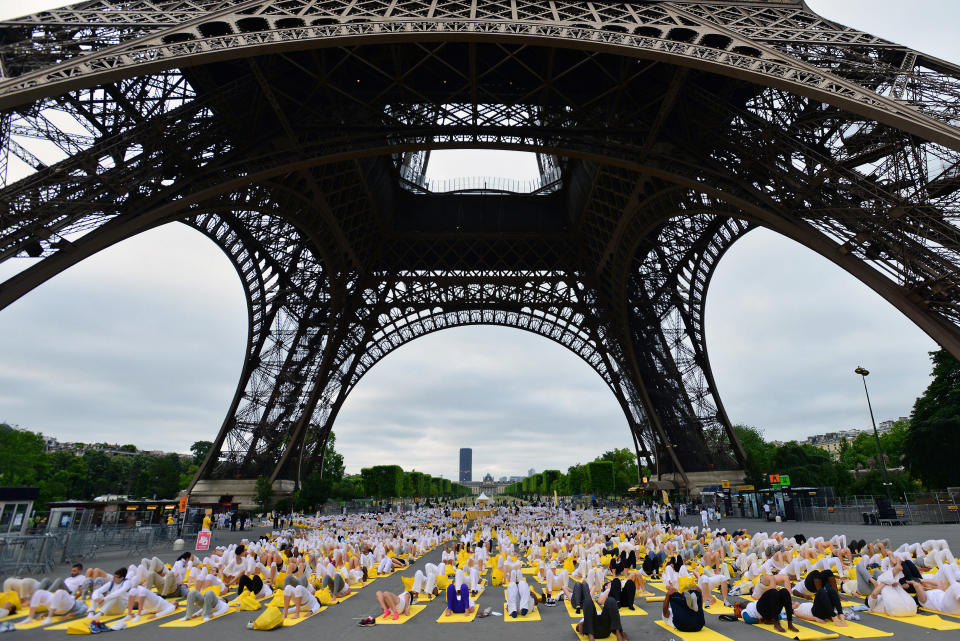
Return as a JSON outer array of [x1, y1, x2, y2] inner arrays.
[[0, 1, 954, 480]]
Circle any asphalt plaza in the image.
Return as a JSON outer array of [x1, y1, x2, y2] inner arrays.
[[6, 517, 960, 641]]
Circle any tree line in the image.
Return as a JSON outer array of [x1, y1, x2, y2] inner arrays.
[[0, 425, 204, 507], [503, 448, 645, 498]]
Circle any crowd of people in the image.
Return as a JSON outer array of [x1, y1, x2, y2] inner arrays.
[[2, 504, 959, 638]]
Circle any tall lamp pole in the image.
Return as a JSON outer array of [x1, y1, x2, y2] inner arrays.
[[854, 367, 893, 502]]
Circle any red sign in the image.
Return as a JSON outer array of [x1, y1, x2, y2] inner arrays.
[[195, 531, 211, 551], [178, 497, 188, 513]]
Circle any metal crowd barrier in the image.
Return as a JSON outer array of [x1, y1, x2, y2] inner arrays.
[[0, 534, 60, 575]]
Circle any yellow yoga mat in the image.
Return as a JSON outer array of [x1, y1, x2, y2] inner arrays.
[[702, 602, 736, 616], [437, 608, 479, 623], [281, 606, 326, 627], [805, 619, 893, 638], [654, 620, 737, 641], [159, 609, 233, 628], [46, 614, 124, 631], [921, 607, 960, 619], [503, 603, 541, 621], [124, 607, 186, 628], [572, 622, 589, 641], [331, 591, 358, 605], [755, 621, 839, 640], [563, 598, 583, 618], [376, 604, 426, 625], [15, 615, 74, 630], [866, 611, 960, 631]]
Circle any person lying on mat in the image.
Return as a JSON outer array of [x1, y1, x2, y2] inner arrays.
[[26, 589, 87, 623], [733, 586, 800, 634], [124, 585, 177, 622], [375, 588, 416, 620], [575, 583, 627, 641], [444, 570, 475, 616], [910, 579, 960, 615], [661, 584, 704, 632]]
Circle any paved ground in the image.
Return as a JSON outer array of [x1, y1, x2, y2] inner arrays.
[[5, 519, 960, 640]]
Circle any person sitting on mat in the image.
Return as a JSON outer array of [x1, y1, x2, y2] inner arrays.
[[733, 586, 800, 634], [281, 584, 321, 620], [661, 584, 705, 632], [575, 583, 627, 641]]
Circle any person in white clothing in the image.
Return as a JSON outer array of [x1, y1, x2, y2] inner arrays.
[[124, 586, 176, 622], [913, 580, 960, 614], [282, 584, 320, 619], [26, 589, 87, 623], [505, 569, 534, 618]]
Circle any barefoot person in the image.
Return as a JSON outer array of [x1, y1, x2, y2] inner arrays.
[[734, 587, 800, 634], [375, 589, 415, 620]]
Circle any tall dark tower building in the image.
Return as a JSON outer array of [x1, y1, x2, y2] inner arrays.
[[459, 448, 473, 484]]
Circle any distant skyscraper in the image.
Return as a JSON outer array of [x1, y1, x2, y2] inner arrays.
[[459, 448, 472, 483]]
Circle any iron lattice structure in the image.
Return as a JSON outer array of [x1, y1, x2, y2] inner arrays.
[[4, 0, 960, 487]]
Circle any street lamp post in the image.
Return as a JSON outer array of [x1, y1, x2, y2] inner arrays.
[[854, 366, 893, 502]]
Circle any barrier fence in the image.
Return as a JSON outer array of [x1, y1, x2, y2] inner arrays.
[[737, 491, 960, 525], [0, 522, 202, 576]]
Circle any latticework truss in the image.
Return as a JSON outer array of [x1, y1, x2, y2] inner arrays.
[[3, 0, 960, 486]]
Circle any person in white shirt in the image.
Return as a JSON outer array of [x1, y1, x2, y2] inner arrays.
[[26, 589, 87, 623], [124, 586, 176, 622]]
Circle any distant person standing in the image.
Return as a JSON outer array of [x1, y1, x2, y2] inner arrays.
[[763, 503, 772, 521], [700, 508, 708, 529]]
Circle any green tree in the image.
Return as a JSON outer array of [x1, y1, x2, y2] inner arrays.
[[596, 448, 639, 494], [190, 441, 214, 465], [255, 477, 274, 511], [733, 425, 775, 487], [587, 461, 615, 496], [148, 453, 182, 499], [905, 350, 960, 488], [567, 464, 587, 494], [0, 425, 47, 486]]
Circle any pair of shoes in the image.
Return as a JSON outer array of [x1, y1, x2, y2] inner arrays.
[[544, 598, 557, 607], [358, 616, 376, 626], [684, 591, 700, 613], [575, 606, 581, 614]]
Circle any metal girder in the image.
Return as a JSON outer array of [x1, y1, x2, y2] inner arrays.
[[3, 2, 960, 483]]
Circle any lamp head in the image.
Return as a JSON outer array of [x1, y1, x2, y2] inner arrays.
[[855, 366, 870, 376]]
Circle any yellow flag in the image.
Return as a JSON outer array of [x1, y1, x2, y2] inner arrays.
[[553, 490, 558, 507], [661, 490, 670, 506]]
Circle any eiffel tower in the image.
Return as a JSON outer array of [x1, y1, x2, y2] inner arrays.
[[3, 1, 960, 503]]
